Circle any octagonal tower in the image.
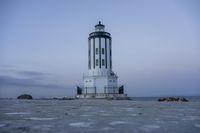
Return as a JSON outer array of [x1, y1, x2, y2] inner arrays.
[[77, 21, 125, 98]]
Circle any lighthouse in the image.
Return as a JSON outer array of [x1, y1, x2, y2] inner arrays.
[[77, 21, 126, 98]]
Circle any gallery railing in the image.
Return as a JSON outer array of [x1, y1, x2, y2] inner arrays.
[[83, 72, 118, 78], [77, 85, 124, 95]]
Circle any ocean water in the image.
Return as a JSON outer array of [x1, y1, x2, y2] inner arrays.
[[0, 97, 200, 133]]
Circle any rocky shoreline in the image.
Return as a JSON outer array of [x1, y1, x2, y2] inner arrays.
[[158, 97, 189, 102]]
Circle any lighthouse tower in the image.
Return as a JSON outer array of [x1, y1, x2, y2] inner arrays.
[[77, 21, 125, 98]]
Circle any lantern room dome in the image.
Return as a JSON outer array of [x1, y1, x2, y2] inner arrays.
[[95, 21, 105, 32]]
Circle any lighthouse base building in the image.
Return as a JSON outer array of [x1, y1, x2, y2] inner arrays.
[[77, 22, 127, 98]]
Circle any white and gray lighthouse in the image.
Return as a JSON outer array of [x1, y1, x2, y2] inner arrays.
[[77, 21, 126, 98]]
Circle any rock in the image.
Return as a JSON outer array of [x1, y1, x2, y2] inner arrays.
[[17, 94, 33, 100], [106, 97, 132, 100], [158, 97, 188, 102], [158, 98, 166, 102], [52, 97, 59, 100], [60, 97, 75, 100], [181, 98, 189, 102], [52, 97, 76, 100]]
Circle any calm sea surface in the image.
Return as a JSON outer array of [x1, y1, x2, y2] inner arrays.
[[0, 97, 200, 133]]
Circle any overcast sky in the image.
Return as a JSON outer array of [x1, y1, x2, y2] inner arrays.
[[0, 0, 200, 98]]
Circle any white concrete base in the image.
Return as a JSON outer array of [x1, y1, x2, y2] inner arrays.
[[76, 93, 128, 99]]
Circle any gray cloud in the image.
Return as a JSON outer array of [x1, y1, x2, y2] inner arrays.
[[0, 75, 68, 89], [17, 71, 47, 77], [0, 68, 74, 98], [0, 65, 47, 79], [0, 67, 71, 91]]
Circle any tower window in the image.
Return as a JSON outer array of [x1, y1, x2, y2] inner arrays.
[[96, 48, 98, 54], [96, 59, 98, 66], [102, 59, 104, 66], [102, 48, 104, 54]]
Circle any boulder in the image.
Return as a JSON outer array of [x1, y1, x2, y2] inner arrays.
[[17, 94, 33, 100], [158, 97, 188, 102], [60, 97, 75, 100], [106, 97, 132, 100], [52, 97, 76, 100], [180, 98, 189, 102]]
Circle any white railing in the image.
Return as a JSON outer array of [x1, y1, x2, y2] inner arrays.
[[89, 32, 111, 37], [83, 71, 118, 78]]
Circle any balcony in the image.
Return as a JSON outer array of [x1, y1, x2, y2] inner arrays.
[[89, 32, 111, 38], [83, 71, 118, 78]]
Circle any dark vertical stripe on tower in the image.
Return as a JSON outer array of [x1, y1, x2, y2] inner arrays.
[[109, 38, 112, 69], [99, 37, 101, 68], [93, 38, 95, 69], [105, 38, 107, 69], [88, 38, 89, 69], [88, 38, 91, 69]]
